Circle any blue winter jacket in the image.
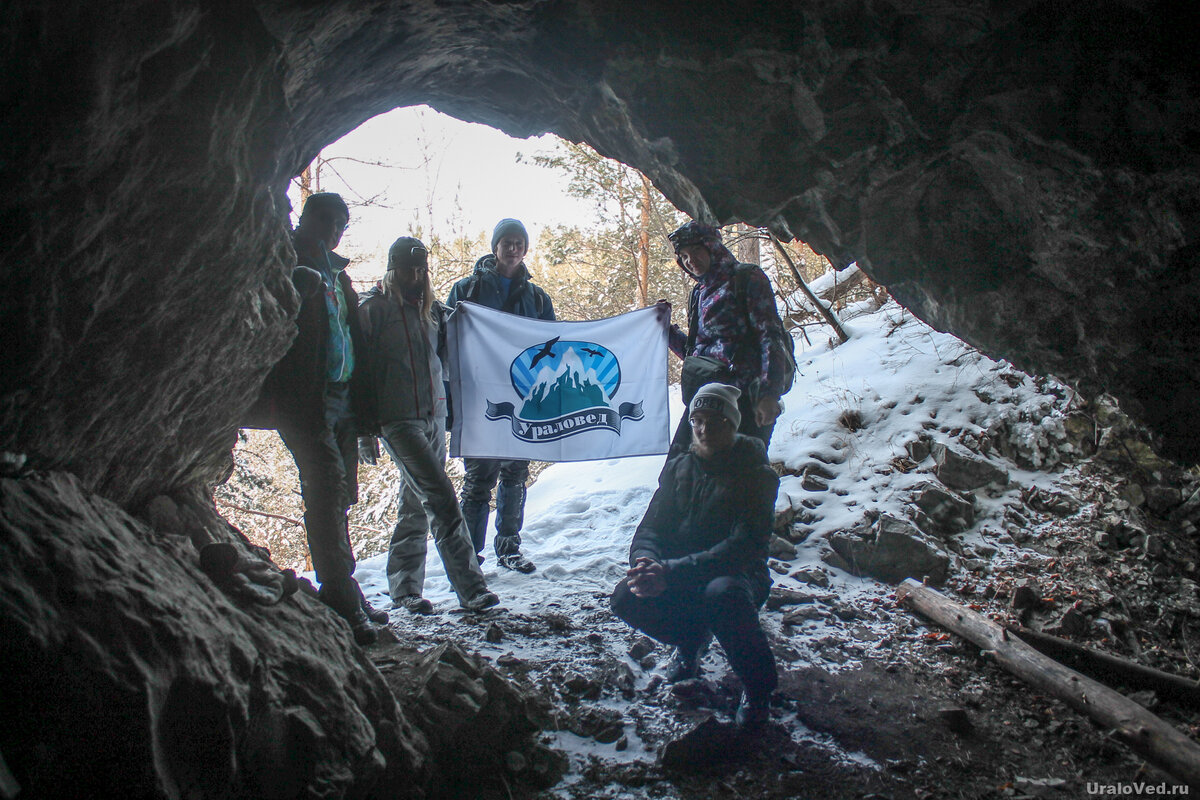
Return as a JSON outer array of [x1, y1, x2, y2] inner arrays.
[[445, 254, 556, 321]]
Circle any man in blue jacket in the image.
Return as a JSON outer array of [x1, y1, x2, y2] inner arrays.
[[446, 219, 555, 573]]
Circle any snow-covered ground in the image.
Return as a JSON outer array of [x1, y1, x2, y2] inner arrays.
[[345, 297, 1080, 782]]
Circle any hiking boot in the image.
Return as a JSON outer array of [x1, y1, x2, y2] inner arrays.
[[663, 647, 702, 683], [497, 552, 536, 573], [319, 584, 378, 645], [734, 691, 770, 730], [362, 597, 390, 624], [461, 590, 500, 612], [394, 594, 434, 615], [344, 607, 378, 647]]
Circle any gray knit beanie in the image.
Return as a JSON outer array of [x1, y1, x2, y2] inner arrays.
[[491, 218, 529, 253], [689, 383, 742, 429]]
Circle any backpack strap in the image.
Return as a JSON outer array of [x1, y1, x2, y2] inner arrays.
[[685, 284, 700, 355], [464, 274, 482, 304], [732, 262, 756, 327]]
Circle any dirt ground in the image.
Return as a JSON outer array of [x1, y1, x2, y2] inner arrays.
[[371, 448, 1200, 799]]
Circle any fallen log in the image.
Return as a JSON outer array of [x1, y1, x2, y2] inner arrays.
[[1008, 624, 1200, 711], [896, 579, 1200, 788]]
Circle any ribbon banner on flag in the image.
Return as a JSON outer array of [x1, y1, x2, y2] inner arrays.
[[447, 302, 670, 461]]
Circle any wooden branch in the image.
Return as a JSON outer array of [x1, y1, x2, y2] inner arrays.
[[769, 235, 849, 343], [217, 499, 387, 538], [897, 579, 1200, 788], [1008, 624, 1200, 711], [817, 266, 866, 305], [215, 499, 303, 528]]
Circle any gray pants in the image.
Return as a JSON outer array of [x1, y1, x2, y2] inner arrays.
[[380, 419, 488, 604]]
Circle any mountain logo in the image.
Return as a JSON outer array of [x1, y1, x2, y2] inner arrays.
[[485, 338, 645, 443]]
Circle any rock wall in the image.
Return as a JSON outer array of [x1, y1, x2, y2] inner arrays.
[[3, 1, 1197, 504], [1, 1, 1197, 796], [0, 473, 426, 797]]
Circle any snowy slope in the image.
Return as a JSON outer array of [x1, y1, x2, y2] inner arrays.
[[346, 297, 1080, 776], [354, 298, 1068, 616]]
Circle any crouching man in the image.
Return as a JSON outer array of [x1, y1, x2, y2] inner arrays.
[[610, 383, 780, 728]]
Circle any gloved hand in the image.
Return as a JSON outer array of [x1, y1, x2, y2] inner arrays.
[[357, 436, 379, 466]]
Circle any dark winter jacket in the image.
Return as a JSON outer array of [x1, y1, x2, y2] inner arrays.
[[668, 245, 790, 401], [445, 254, 556, 321], [629, 435, 779, 587], [355, 286, 447, 431], [244, 247, 364, 429]]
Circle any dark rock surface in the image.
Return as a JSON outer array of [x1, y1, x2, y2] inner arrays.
[[2, 2, 1199, 796], [373, 641, 567, 798], [0, 472, 426, 798], [932, 442, 1010, 491], [2, 2, 1199, 505], [828, 514, 951, 585], [911, 480, 976, 536]]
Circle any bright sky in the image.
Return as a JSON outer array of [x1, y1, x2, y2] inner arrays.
[[287, 105, 595, 269]]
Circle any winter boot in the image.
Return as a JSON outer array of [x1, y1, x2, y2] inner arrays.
[[734, 690, 770, 730], [461, 590, 500, 612], [664, 646, 702, 683], [361, 597, 390, 624], [497, 551, 536, 573], [394, 594, 434, 615]]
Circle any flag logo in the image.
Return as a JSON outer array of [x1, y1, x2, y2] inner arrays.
[[485, 337, 644, 443]]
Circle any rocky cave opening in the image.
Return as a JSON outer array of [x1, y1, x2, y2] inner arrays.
[[2, 1, 1198, 797]]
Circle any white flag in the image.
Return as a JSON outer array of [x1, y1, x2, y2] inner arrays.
[[447, 302, 669, 461]]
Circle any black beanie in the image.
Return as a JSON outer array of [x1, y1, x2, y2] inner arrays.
[[301, 192, 350, 222], [491, 218, 529, 253]]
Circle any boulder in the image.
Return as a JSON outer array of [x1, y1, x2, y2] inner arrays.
[[1145, 486, 1183, 515], [828, 515, 951, 585], [0, 473, 426, 799], [1010, 584, 1041, 610], [1119, 483, 1147, 508], [399, 642, 566, 794], [910, 481, 976, 536], [931, 443, 1009, 491], [906, 437, 933, 463], [767, 587, 820, 610], [769, 534, 798, 560]]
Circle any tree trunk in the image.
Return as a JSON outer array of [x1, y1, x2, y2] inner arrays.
[[769, 235, 850, 343], [636, 174, 651, 307], [299, 163, 313, 205], [736, 223, 760, 265], [898, 579, 1200, 789]]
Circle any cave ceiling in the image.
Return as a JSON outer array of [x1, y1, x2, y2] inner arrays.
[[2, 0, 1198, 507]]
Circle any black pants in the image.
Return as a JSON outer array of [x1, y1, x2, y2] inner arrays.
[[610, 572, 777, 701], [669, 390, 775, 456], [276, 381, 362, 618], [460, 457, 529, 558]]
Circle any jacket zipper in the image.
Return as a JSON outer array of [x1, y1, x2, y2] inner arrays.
[[400, 304, 421, 414]]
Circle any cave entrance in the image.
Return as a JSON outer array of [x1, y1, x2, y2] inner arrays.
[[226, 103, 860, 575]]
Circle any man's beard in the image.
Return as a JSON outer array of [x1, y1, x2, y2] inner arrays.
[[689, 440, 715, 459], [401, 284, 424, 302]]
